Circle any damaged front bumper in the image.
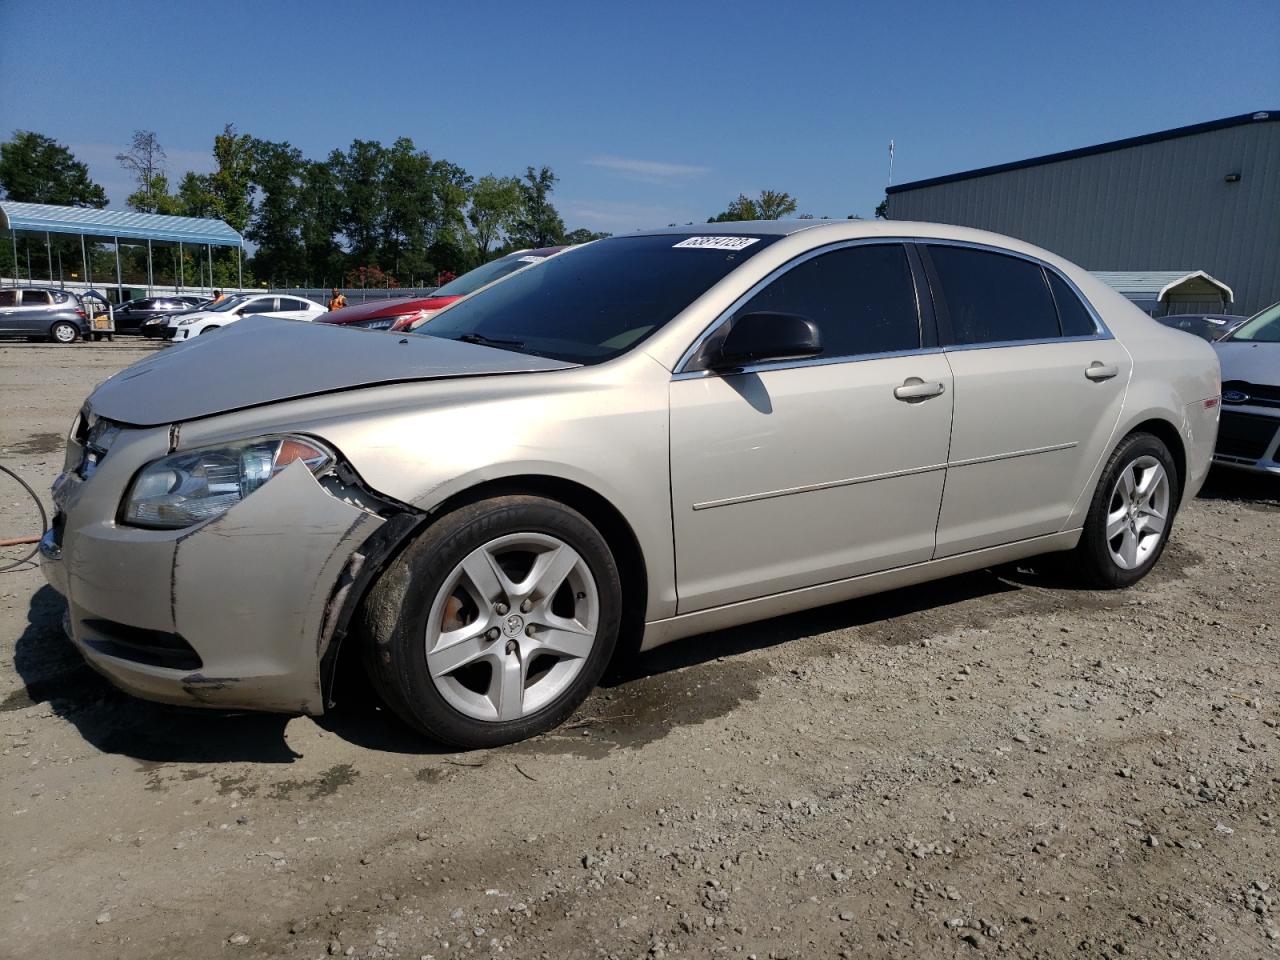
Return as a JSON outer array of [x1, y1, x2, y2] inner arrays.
[[41, 423, 388, 715]]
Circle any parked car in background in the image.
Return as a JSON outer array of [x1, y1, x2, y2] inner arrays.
[[318, 247, 568, 331], [1212, 300, 1280, 474], [1155, 312, 1248, 342], [115, 296, 208, 334], [162, 293, 325, 340], [0, 286, 88, 343], [42, 221, 1220, 748]]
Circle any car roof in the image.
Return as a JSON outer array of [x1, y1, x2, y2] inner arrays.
[[633, 220, 832, 238]]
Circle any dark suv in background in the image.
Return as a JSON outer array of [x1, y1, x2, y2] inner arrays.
[[0, 287, 89, 343]]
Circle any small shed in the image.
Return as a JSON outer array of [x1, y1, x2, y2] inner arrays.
[[1090, 270, 1234, 317]]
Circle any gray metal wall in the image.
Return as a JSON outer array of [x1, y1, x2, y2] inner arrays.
[[886, 118, 1280, 315]]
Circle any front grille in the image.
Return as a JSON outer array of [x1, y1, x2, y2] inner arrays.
[[1217, 412, 1280, 461], [80, 619, 203, 670], [1222, 380, 1280, 409]]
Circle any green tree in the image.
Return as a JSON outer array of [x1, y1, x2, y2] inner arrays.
[[509, 165, 565, 248], [298, 159, 345, 284], [332, 139, 387, 265], [176, 171, 215, 217], [468, 175, 523, 259], [708, 189, 798, 222], [247, 138, 308, 284], [208, 123, 254, 232], [0, 131, 107, 207], [875, 198, 888, 219], [564, 228, 611, 244]]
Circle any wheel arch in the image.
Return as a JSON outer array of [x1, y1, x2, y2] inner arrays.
[[322, 473, 650, 707], [1125, 417, 1187, 499]]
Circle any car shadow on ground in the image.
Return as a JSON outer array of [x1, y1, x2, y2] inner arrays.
[[1197, 465, 1279, 507]]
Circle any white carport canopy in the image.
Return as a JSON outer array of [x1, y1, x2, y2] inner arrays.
[[0, 200, 244, 295], [1091, 270, 1234, 315]]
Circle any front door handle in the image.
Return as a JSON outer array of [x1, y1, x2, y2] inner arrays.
[[1085, 362, 1119, 382], [894, 377, 946, 402]]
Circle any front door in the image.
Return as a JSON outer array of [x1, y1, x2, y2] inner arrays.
[[669, 242, 954, 613]]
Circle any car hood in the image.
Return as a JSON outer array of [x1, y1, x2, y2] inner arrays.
[[1214, 340, 1280, 385], [88, 315, 577, 426]]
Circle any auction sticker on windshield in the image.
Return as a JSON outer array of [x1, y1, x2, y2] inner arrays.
[[517, 256, 547, 263], [672, 236, 761, 251]]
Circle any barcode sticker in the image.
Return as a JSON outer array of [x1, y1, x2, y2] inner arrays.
[[672, 236, 761, 251]]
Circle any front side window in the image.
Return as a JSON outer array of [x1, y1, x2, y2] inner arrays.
[[733, 244, 921, 359], [414, 234, 779, 364], [0, 290, 16, 307], [134, 299, 158, 310], [1229, 301, 1280, 343], [928, 246, 1059, 345], [21, 290, 52, 306]]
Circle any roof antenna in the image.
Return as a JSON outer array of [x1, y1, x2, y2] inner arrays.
[[887, 139, 895, 187]]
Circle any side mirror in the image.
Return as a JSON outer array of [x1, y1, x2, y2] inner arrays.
[[702, 312, 823, 371]]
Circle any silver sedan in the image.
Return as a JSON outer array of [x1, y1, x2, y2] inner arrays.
[[41, 221, 1221, 747]]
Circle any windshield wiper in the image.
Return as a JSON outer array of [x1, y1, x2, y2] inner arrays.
[[455, 332, 525, 349]]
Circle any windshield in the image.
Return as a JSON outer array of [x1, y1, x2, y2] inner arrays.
[[1228, 301, 1280, 343], [433, 252, 548, 298], [209, 295, 250, 313], [412, 233, 779, 364]]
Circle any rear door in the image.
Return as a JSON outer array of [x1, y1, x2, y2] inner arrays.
[[922, 243, 1131, 556], [276, 297, 317, 320]]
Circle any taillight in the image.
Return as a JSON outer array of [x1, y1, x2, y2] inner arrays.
[[76, 309, 87, 319]]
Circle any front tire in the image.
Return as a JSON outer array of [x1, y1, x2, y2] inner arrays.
[[361, 495, 622, 748], [1073, 432, 1178, 588]]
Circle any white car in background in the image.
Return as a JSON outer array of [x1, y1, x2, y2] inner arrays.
[[166, 293, 325, 340]]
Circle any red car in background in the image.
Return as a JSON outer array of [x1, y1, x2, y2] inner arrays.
[[318, 246, 568, 331]]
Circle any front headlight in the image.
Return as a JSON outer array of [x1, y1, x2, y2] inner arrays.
[[122, 436, 334, 529], [178, 314, 205, 325]]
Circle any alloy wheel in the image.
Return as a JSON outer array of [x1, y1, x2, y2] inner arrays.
[[1105, 455, 1170, 570], [424, 532, 600, 722]]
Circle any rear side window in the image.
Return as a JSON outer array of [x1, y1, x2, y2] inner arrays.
[[736, 244, 921, 359], [280, 298, 311, 311], [1047, 271, 1098, 337], [928, 246, 1058, 345], [21, 290, 52, 306]]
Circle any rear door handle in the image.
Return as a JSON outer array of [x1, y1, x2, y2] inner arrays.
[[1085, 362, 1119, 382], [894, 378, 946, 402]]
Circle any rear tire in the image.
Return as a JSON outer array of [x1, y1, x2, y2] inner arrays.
[[49, 321, 78, 344], [360, 495, 622, 748], [1072, 432, 1179, 588]]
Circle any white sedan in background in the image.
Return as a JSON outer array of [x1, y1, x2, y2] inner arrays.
[[164, 293, 325, 340]]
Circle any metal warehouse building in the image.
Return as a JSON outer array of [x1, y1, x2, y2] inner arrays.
[[885, 110, 1279, 315]]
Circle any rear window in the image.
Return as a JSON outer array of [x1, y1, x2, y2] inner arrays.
[[415, 233, 780, 364], [928, 246, 1059, 345], [433, 253, 544, 298]]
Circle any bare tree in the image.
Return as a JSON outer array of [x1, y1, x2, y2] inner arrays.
[[117, 130, 168, 212]]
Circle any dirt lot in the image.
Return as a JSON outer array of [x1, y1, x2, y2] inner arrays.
[[1, 340, 1277, 960]]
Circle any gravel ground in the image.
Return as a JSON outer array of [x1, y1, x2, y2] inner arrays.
[[1, 340, 1277, 960]]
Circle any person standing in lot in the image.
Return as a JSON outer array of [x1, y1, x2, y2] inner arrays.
[[328, 287, 347, 311], [211, 289, 226, 304]]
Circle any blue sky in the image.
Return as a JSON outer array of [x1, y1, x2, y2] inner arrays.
[[1, 0, 1276, 234]]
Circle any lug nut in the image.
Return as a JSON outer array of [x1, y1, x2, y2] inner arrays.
[[506, 640, 518, 655], [486, 627, 501, 641], [520, 599, 533, 613], [525, 625, 537, 637], [494, 602, 509, 615]]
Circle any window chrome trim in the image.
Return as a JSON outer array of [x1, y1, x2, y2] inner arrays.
[[671, 345, 945, 381], [672, 236, 1115, 377], [673, 237, 931, 376]]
